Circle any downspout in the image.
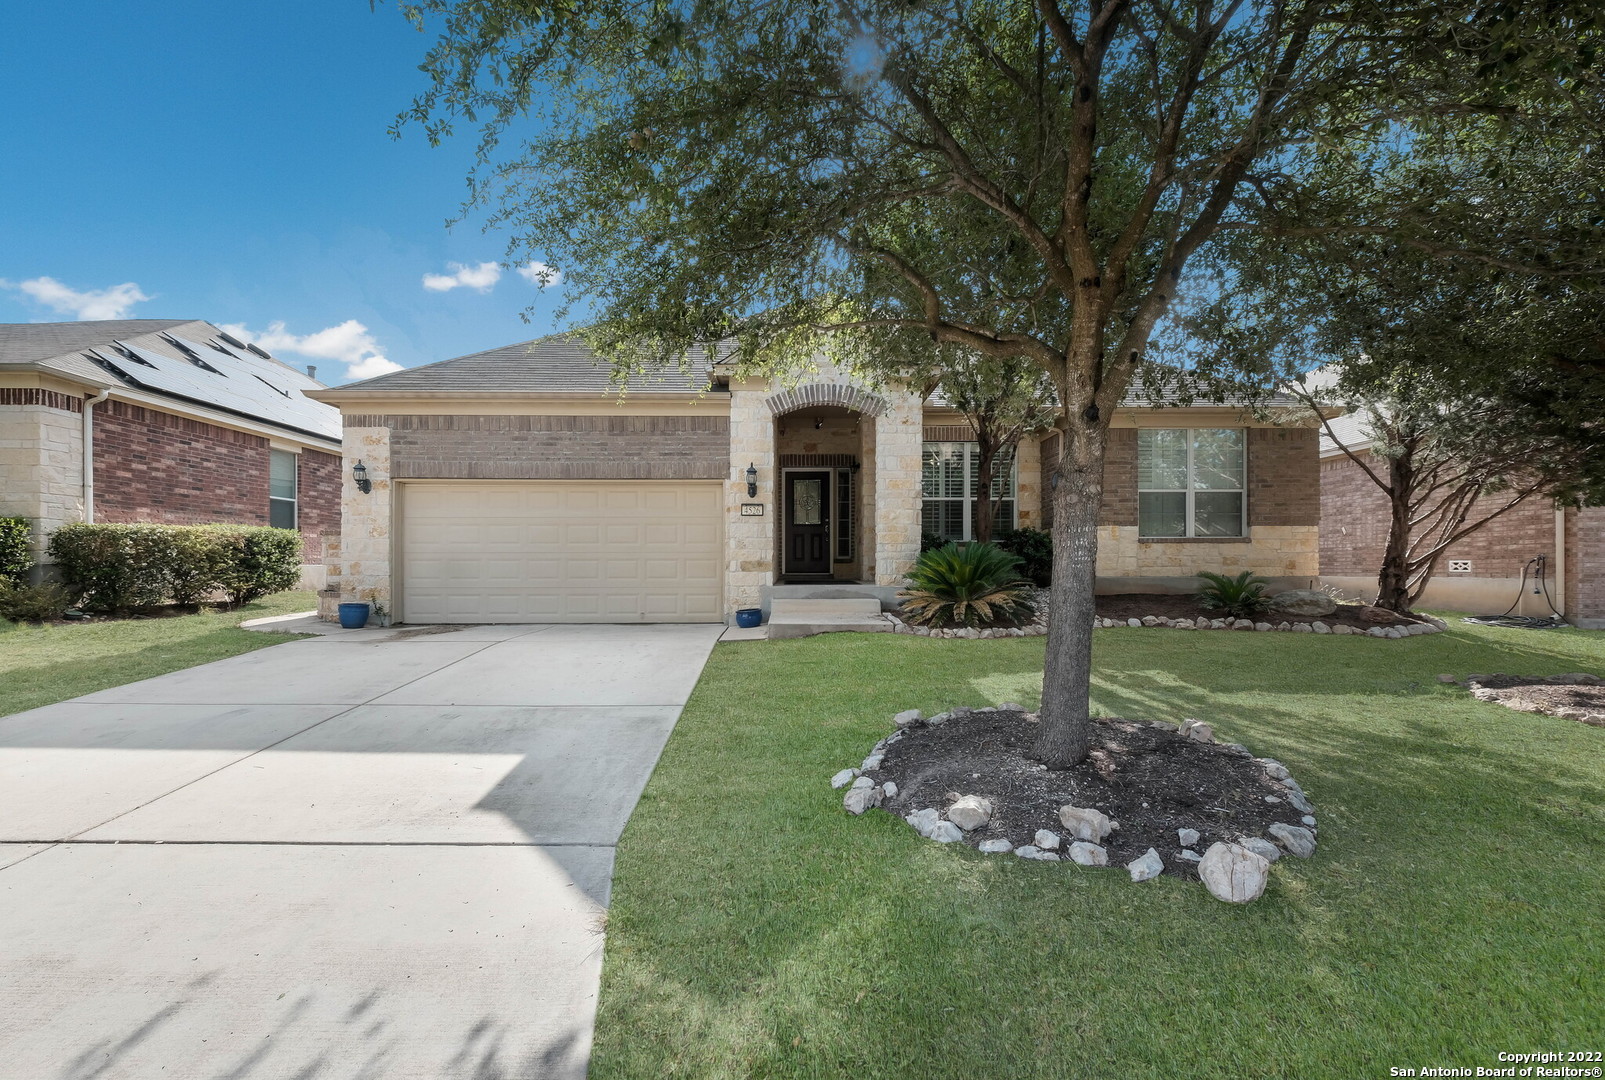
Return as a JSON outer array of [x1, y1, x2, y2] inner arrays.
[[82, 390, 111, 523], [1554, 506, 1567, 620]]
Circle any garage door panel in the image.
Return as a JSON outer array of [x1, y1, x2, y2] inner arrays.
[[402, 482, 722, 623]]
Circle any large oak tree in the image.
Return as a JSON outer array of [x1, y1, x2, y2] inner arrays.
[[395, 0, 1599, 765]]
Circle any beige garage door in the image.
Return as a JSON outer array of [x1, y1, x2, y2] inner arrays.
[[400, 481, 723, 623]]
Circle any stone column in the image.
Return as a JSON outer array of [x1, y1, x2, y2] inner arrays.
[[724, 381, 775, 619], [0, 392, 85, 577], [874, 387, 924, 586], [336, 426, 393, 615]]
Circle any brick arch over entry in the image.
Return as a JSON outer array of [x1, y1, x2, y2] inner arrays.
[[765, 383, 889, 418]]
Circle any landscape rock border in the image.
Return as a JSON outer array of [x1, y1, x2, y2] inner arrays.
[[1449, 671, 1605, 727], [836, 705, 1320, 904]]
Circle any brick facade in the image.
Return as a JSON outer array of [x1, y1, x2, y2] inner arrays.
[[1565, 507, 1605, 626], [1247, 427, 1319, 526], [91, 400, 334, 561], [352, 413, 730, 481], [0, 388, 83, 412], [1320, 450, 1556, 579]]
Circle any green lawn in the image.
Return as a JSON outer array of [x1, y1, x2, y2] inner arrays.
[[594, 618, 1605, 1079], [0, 591, 317, 718]]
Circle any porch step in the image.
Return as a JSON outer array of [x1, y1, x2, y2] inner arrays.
[[766, 597, 893, 639], [771, 597, 882, 616]]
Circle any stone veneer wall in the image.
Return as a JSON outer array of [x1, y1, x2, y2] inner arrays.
[[0, 390, 84, 571], [725, 386, 775, 614], [328, 426, 393, 613], [873, 389, 924, 586]]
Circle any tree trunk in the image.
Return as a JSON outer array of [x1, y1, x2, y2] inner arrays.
[[1374, 454, 1415, 613], [974, 429, 997, 545], [1034, 426, 1105, 768]]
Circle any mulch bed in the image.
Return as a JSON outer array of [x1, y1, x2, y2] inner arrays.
[[1094, 593, 1421, 630], [871, 709, 1308, 879], [1465, 674, 1605, 728]]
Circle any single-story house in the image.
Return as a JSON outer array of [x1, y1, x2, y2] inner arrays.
[[1319, 411, 1605, 627], [0, 319, 342, 584], [309, 335, 1324, 625]]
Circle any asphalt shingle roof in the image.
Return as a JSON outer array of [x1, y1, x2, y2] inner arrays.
[[337, 335, 717, 394]]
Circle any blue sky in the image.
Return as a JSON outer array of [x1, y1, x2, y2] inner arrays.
[[0, 1, 571, 383]]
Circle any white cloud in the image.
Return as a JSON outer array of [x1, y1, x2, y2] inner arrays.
[[422, 261, 503, 293], [0, 276, 151, 319], [219, 319, 402, 383], [516, 261, 562, 288]]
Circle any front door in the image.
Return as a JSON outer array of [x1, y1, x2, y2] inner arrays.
[[785, 471, 832, 575]]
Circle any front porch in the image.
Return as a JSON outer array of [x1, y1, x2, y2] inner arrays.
[[723, 372, 924, 622]]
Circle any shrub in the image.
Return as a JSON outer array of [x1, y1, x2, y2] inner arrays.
[[899, 542, 1034, 628], [48, 522, 303, 611], [0, 580, 71, 622], [0, 517, 33, 584], [921, 530, 948, 553], [996, 527, 1052, 586], [1195, 570, 1273, 619], [205, 525, 302, 605]]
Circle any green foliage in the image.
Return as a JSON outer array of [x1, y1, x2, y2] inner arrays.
[[995, 527, 1052, 587], [0, 581, 71, 622], [899, 542, 1033, 628], [920, 531, 948, 553], [1195, 570, 1272, 619], [47, 523, 302, 612], [0, 517, 33, 584]]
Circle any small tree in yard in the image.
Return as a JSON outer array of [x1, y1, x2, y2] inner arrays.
[[395, 0, 1600, 765], [931, 354, 1055, 546]]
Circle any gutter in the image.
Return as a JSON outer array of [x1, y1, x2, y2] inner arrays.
[[82, 389, 112, 523]]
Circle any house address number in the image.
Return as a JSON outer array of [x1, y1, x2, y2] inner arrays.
[[740, 503, 765, 516]]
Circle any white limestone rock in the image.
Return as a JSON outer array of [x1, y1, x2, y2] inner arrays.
[[850, 775, 875, 790], [978, 838, 1013, 854], [843, 786, 882, 815], [1178, 828, 1201, 848], [1058, 805, 1113, 842], [905, 808, 941, 837], [1013, 845, 1041, 859], [1176, 849, 1203, 863], [881, 781, 898, 799], [1180, 720, 1215, 744], [830, 768, 860, 789], [893, 709, 923, 728], [1301, 815, 1317, 827], [1268, 822, 1317, 858], [1259, 758, 1290, 780], [1238, 837, 1281, 863], [928, 820, 964, 843], [1127, 848, 1164, 882], [1033, 829, 1061, 850], [1312, 621, 1331, 634], [947, 795, 995, 832], [861, 754, 885, 771], [1068, 841, 1108, 866], [1198, 842, 1270, 903]]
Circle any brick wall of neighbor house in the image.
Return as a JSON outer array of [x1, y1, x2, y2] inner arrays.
[[1320, 451, 1556, 576], [92, 400, 273, 526], [350, 414, 730, 480], [1564, 506, 1605, 627], [296, 449, 342, 561]]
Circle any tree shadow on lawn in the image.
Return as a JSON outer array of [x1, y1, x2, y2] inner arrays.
[[593, 629, 1605, 1079]]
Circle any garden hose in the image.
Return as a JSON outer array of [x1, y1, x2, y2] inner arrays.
[[1461, 555, 1568, 629]]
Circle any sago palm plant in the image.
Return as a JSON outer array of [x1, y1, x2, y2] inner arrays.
[[899, 542, 1034, 628], [1194, 570, 1272, 619]]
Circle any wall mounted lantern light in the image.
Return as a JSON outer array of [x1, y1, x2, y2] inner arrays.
[[353, 460, 372, 494], [745, 463, 758, 498]]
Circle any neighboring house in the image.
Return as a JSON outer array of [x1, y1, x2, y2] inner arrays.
[[0, 319, 342, 584], [309, 335, 1322, 625], [1319, 411, 1605, 627]]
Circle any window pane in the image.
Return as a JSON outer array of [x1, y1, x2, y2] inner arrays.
[[983, 498, 1015, 536], [921, 446, 943, 498], [921, 499, 964, 543], [1191, 429, 1244, 490], [1137, 429, 1188, 490], [836, 469, 853, 560], [1193, 491, 1244, 536], [269, 497, 297, 530], [792, 478, 823, 525], [1139, 491, 1186, 537], [269, 450, 297, 501]]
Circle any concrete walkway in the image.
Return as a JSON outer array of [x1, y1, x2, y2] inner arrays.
[[0, 622, 723, 1079]]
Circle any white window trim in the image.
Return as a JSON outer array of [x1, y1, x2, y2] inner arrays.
[[1137, 428, 1247, 539], [921, 442, 1019, 542], [269, 448, 299, 531]]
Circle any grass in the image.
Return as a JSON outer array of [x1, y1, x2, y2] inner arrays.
[[0, 591, 317, 718], [593, 616, 1605, 1078]]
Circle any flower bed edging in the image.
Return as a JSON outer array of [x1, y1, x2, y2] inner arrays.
[[887, 611, 1447, 639]]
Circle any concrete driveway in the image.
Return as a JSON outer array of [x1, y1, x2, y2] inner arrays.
[[0, 622, 723, 1080]]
